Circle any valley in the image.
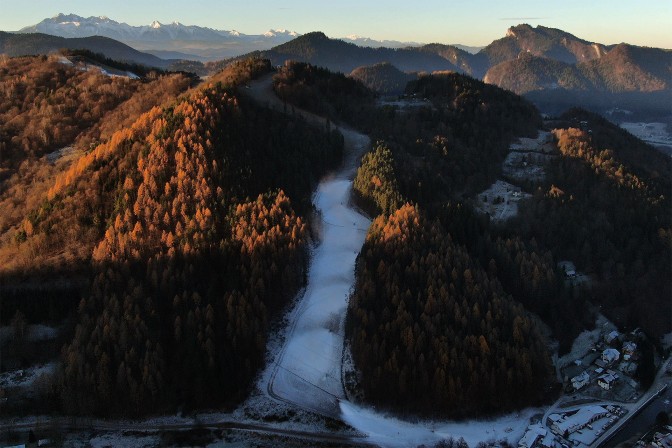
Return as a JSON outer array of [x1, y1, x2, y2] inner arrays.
[[0, 11, 670, 447]]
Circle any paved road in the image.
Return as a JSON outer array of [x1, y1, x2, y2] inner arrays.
[[0, 415, 375, 446]]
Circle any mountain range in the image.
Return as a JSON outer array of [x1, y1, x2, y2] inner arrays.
[[247, 25, 671, 116], [18, 13, 300, 61], [17, 14, 482, 61], [0, 31, 168, 68], [6, 16, 670, 117]]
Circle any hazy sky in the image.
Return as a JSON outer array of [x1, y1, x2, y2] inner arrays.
[[1, 0, 670, 48]]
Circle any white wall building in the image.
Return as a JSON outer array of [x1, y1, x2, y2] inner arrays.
[[571, 371, 590, 390]]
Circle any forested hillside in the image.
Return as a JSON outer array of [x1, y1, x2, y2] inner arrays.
[[273, 61, 376, 127], [349, 62, 416, 94], [0, 31, 168, 68], [340, 73, 555, 418], [1, 57, 344, 415], [0, 55, 192, 280], [348, 202, 552, 417], [514, 109, 672, 339], [252, 31, 460, 74]]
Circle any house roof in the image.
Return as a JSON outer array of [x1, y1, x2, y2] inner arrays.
[[602, 348, 620, 361], [554, 406, 608, 434], [598, 372, 618, 384]]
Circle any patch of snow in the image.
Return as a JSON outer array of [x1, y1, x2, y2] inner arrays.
[[26, 324, 58, 341], [341, 400, 540, 448], [266, 177, 371, 416], [57, 56, 74, 66], [558, 314, 616, 369], [475, 179, 530, 222], [620, 122, 672, 153], [0, 362, 57, 388]]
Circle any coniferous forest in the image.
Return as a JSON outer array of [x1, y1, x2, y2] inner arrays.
[[0, 50, 669, 427]]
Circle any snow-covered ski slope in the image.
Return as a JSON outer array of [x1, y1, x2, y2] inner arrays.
[[268, 176, 371, 417]]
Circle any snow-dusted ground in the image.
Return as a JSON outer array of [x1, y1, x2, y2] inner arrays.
[[509, 131, 554, 153], [88, 433, 160, 448], [0, 324, 59, 344], [475, 179, 530, 221], [267, 176, 371, 416], [246, 76, 546, 446], [0, 362, 57, 389], [502, 131, 556, 183], [341, 401, 540, 448], [45, 145, 77, 164], [557, 314, 615, 370], [620, 122, 672, 154]]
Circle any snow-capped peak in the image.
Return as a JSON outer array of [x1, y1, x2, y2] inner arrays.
[[345, 34, 363, 40], [171, 21, 181, 26], [150, 20, 162, 29], [264, 29, 298, 37]]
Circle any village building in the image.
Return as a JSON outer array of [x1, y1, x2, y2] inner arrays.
[[571, 371, 590, 390], [650, 431, 672, 448], [551, 406, 609, 436], [619, 361, 637, 375], [602, 348, 620, 365], [622, 341, 637, 360], [519, 424, 547, 448], [598, 372, 619, 390]]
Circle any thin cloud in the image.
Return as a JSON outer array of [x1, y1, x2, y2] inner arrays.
[[500, 17, 545, 21]]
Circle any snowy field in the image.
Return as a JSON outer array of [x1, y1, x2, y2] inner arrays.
[[557, 314, 615, 370], [620, 122, 672, 154], [0, 362, 57, 389], [341, 401, 541, 448], [266, 171, 371, 417], [503, 131, 556, 183], [509, 131, 554, 153], [475, 179, 530, 221]]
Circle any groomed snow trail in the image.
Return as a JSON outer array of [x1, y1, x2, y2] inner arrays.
[[269, 175, 371, 417], [246, 76, 540, 448]]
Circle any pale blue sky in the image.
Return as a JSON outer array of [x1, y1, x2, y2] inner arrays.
[[0, 0, 670, 48]]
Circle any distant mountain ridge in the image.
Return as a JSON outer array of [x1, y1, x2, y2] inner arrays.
[[18, 13, 301, 61], [249, 32, 465, 74], [249, 25, 670, 117], [17, 14, 484, 61], [0, 31, 168, 68]]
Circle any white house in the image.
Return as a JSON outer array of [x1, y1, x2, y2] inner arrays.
[[602, 348, 620, 364], [571, 371, 590, 390], [598, 372, 618, 390]]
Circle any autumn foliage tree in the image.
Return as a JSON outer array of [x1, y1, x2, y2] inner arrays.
[[57, 59, 344, 415]]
